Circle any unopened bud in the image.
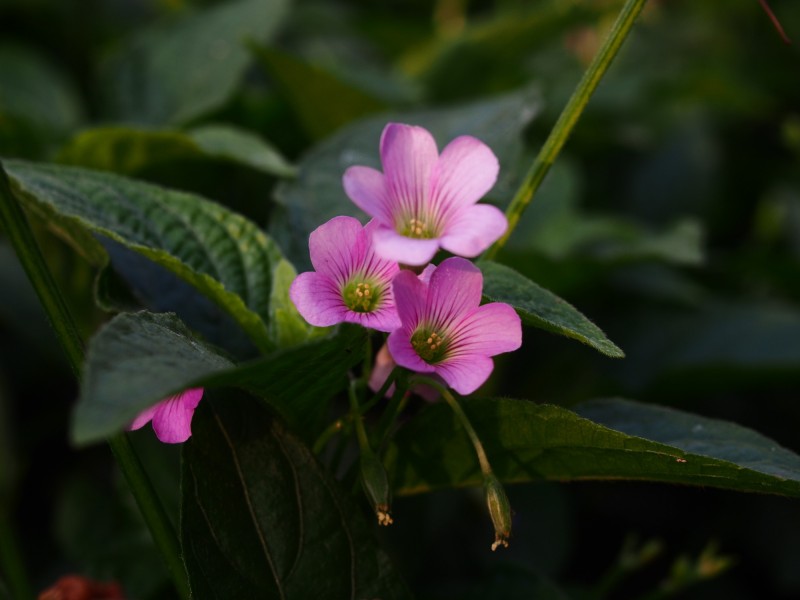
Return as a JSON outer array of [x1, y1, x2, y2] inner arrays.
[[360, 451, 393, 526], [483, 473, 512, 551]]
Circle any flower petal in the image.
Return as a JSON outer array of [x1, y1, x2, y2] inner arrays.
[[435, 355, 495, 395], [342, 166, 393, 226], [431, 135, 499, 213], [391, 268, 427, 329], [426, 257, 483, 326], [372, 226, 439, 266], [440, 204, 508, 257], [290, 272, 349, 327], [347, 304, 402, 332], [308, 216, 364, 281], [150, 388, 204, 444], [380, 123, 438, 218], [449, 302, 522, 357], [129, 404, 159, 431]]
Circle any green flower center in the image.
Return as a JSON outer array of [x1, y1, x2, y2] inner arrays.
[[411, 327, 449, 364], [343, 280, 382, 313], [401, 217, 435, 239]]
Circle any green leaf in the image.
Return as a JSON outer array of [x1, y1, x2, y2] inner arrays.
[[0, 43, 83, 156], [99, 0, 289, 125], [479, 260, 624, 358], [267, 258, 314, 347], [182, 393, 412, 600], [74, 312, 234, 445], [3, 159, 284, 352], [251, 45, 388, 139], [74, 312, 365, 445], [56, 124, 295, 178], [271, 88, 541, 269], [187, 124, 296, 177], [388, 397, 800, 497]]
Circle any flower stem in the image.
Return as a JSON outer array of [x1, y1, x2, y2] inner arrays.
[[484, 0, 649, 260], [409, 377, 491, 475], [0, 165, 190, 600]]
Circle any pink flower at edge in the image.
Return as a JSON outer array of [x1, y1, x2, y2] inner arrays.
[[343, 123, 507, 266], [129, 388, 204, 444], [387, 257, 522, 395], [290, 216, 401, 332]]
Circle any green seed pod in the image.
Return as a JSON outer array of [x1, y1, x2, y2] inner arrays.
[[360, 451, 393, 526], [483, 473, 512, 550]]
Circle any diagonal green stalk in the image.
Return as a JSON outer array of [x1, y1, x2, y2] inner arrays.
[[484, 0, 649, 260], [0, 165, 190, 600]]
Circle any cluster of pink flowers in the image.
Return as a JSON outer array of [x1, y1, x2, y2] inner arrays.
[[291, 123, 522, 396], [131, 123, 521, 443]]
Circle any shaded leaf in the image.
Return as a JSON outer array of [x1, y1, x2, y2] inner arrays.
[[56, 125, 295, 177], [74, 312, 365, 444], [99, 0, 289, 125], [480, 260, 624, 358], [252, 45, 388, 139], [388, 397, 800, 497], [613, 301, 800, 390], [3, 159, 284, 352], [271, 88, 541, 269], [182, 393, 412, 600], [187, 124, 296, 177], [0, 43, 83, 156]]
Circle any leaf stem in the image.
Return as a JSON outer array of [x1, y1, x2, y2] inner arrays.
[[0, 163, 190, 600], [484, 0, 649, 260]]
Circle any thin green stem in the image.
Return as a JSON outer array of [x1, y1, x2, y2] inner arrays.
[[0, 167, 84, 378], [409, 377, 492, 475], [0, 165, 190, 600], [375, 371, 410, 446], [484, 0, 649, 260], [347, 379, 371, 451]]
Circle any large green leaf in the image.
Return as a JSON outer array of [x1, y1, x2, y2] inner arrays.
[[73, 312, 365, 444], [99, 0, 288, 125], [480, 260, 624, 357], [270, 88, 541, 269], [388, 397, 800, 497], [3, 159, 284, 352], [57, 124, 296, 177], [182, 393, 411, 600]]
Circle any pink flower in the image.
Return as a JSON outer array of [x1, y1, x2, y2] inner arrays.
[[129, 388, 204, 444], [343, 123, 506, 266], [368, 342, 441, 402], [388, 257, 522, 395], [290, 216, 401, 332]]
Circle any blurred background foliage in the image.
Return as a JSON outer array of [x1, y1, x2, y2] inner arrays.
[[1, 0, 800, 598]]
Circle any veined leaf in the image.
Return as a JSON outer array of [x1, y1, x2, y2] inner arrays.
[[389, 397, 800, 497], [73, 312, 365, 445], [480, 260, 624, 358], [3, 159, 284, 352], [182, 393, 411, 599], [99, 0, 289, 125]]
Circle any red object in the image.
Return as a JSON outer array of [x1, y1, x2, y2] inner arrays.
[[38, 575, 125, 600]]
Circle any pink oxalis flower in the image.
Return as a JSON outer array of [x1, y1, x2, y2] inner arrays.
[[388, 257, 522, 395], [290, 216, 401, 332], [129, 387, 204, 444], [343, 123, 507, 266]]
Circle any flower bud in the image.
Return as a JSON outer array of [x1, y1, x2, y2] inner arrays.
[[483, 473, 512, 551], [360, 451, 393, 526]]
